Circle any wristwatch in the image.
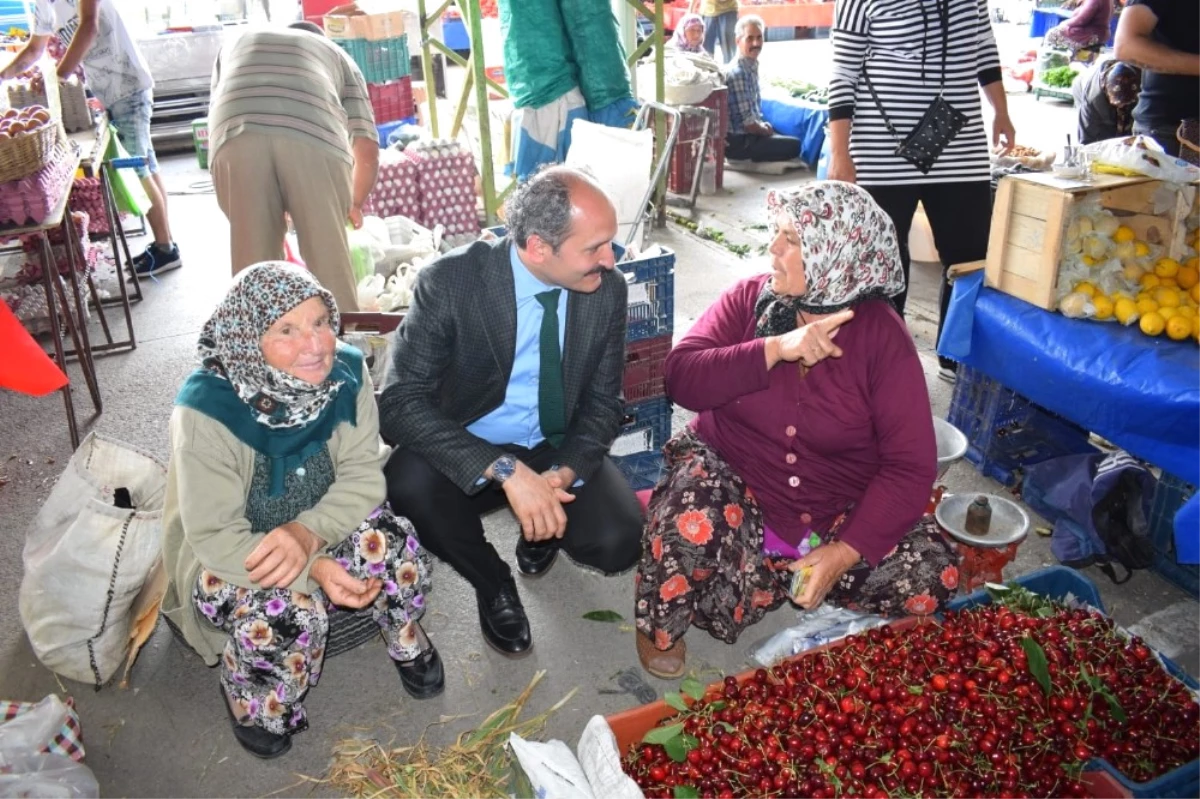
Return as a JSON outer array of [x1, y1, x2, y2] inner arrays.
[[491, 454, 518, 484]]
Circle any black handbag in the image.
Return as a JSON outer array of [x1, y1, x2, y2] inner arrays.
[[861, 0, 967, 175]]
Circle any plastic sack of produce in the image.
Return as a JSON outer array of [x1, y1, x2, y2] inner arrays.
[[1084, 135, 1200, 183], [559, 0, 634, 115], [509, 87, 588, 180], [499, 0, 577, 109]]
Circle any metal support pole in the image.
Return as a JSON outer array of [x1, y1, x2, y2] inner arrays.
[[418, 0, 440, 137]]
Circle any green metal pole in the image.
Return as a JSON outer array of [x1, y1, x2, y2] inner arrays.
[[460, 0, 500, 225], [418, 0, 439, 137], [654, 0, 666, 227]]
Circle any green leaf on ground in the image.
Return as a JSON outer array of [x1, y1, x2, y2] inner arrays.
[[582, 610, 624, 623]]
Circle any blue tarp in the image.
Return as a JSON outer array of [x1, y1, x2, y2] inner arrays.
[[761, 94, 828, 168], [940, 272, 1200, 562]]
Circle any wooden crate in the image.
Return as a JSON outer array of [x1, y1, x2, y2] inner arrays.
[[985, 173, 1197, 310]]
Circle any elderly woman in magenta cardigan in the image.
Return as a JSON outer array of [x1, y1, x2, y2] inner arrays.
[[634, 182, 960, 678], [1044, 0, 1114, 54]]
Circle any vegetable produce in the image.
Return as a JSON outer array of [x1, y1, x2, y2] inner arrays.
[[1041, 66, 1078, 88], [621, 590, 1200, 798]]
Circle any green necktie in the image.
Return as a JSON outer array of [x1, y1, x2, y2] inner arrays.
[[535, 289, 566, 447]]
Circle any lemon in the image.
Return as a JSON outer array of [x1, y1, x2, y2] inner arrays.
[[1136, 297, 1160, 316], [1092, 295, 1115, 320], [1194, 316, 1200, 342], [1140, 312, 1166, 336], [1081, 255, 1096, 267], [1141, 273, 1162, 290], [1178, 265, 1199, 290], [1178, 305, 1196, 319], [1156, 287, 1182, 308], [1123, 263, 1146, 282], [1159, 306, 1180, 321], [1161, 277, 1179, 289], [1114, 225, 1136, 244], [1166, 316, 1191, 341], [1155, 257, 1180, 278], [1134, 241, 1151, 257], [1192, 284, 1200, 304], [1114, 297, 1139, 326], [1075, 281, 1098, 297]]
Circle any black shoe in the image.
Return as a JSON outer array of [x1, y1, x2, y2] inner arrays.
[[394, 642, 446, 699], [221, 688, 291, 759], [476, 582, 532, 657], [515, 538, 559, 577]]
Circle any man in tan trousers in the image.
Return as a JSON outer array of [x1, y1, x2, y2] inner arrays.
[[208, 21, 380, 311]]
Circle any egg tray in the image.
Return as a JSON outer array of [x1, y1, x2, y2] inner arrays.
[[0, 140, 75, 226]]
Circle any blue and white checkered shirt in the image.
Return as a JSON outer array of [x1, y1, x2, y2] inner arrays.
[[724, 56, 764, 132]]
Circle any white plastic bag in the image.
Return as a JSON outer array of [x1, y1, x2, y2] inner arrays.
[[576, 716, 643, 799], [509, 733, 595, 799], [0, 754, 98, 798], [566, 119, 654, 248], [19, 433, 167, 687], [0, 696, 81, 762]]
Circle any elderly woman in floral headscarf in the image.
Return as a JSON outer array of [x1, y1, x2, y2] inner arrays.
[[161, 262, 440, 760], [669, 14, 707, 53], [634, 182, 959, 678]]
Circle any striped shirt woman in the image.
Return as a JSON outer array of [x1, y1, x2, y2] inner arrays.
[[825, 0, 1014, 380]]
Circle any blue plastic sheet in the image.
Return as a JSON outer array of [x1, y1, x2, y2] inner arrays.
[[761, 94, 828, 168], [940, 273, 1200, 562]]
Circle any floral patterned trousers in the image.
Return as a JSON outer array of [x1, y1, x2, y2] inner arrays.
[[635, 432, 960, 651], [192, 507, 431, 736]]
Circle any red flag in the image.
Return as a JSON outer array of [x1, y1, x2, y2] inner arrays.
[[0, 301, 69, 396]]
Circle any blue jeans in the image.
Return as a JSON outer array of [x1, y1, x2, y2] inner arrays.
[[702, 12, 737, 65], [107, 89, 157, 178]]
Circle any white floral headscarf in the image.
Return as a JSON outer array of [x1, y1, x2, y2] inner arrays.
[[755, 182, 904, 335], [196, 262, 343, 429]]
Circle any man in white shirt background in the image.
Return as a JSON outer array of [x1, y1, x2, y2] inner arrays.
[[1, 0, 182, 277]]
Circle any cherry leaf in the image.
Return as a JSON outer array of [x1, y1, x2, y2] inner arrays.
[[664, 735, 688, 762], [1021, 636, 1052, 697], [680, 677, 705, 701], [674, 787, 700, 799], [643, 722, 684, 745], [664, 692, 689, 712]]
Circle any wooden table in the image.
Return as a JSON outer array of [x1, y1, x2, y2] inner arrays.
[[0, 148, 102, 448]]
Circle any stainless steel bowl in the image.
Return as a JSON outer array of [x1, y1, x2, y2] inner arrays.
[[934, 417, 968, 481]]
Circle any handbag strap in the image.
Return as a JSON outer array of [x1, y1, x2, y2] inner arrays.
[[860, 0, 952, 144]]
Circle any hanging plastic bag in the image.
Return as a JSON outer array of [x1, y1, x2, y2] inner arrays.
[[19, 433, 168, 687], [103, 127, 152, 218], [0, 696, 84, 762]]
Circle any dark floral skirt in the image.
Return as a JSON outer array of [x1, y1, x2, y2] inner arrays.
[[634, 431, 960, 650]]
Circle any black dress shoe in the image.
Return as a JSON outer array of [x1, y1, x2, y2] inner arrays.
[[476, 582, 532, 656], [515, 538, 559, 577], [395, 643, 446, 699], [222, 687, 291, 759]]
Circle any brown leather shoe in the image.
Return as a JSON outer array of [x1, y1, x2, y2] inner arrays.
[[636, 631, 687, 679]]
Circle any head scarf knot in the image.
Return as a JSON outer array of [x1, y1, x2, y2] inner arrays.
[[754, 181, 904, 338]]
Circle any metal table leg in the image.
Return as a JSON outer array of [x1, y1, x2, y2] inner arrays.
[[37, 233, 81, 447], [53, 220, 102, 412]]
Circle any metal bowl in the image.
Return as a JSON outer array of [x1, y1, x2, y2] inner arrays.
[[935, 492, 1030, 548], [934, 417, 968, 481]]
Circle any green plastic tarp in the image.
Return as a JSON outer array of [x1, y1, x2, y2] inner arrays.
[[499, 0, 578, 109], [559, 0, 634, 112]]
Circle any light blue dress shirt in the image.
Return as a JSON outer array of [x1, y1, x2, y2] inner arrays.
[[467, 244, 568, 449]]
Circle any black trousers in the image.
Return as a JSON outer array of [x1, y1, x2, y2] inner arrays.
[[865, 181, 992, 366], [726, 132, 801, 162], [385, 443, 644, 599]]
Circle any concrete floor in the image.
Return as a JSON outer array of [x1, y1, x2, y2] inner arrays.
[[1, 28, 1197, 798]]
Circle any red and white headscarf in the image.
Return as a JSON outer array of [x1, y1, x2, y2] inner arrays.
[[755, 181, 904, 336]]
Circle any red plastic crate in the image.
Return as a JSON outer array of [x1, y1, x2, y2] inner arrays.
[[666, 86, 728, 196], [623, 334, 671, 403], [368, 76, 415, 124]]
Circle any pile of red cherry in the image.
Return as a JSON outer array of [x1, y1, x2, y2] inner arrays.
[[623, 599, 1199, 799]]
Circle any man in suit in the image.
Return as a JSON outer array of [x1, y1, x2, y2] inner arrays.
[[379, 166, 643, 657]]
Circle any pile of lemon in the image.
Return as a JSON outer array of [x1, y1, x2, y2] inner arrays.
[[1067, 225, 1200, 344]]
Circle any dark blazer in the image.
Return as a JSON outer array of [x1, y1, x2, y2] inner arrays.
[[378, 237, 629, 494]]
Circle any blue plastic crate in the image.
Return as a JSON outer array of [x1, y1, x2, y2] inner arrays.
[[337, 35, 411, 84], [611, 397, 672, 457], [614, 450, 666, 491], [1149, 472, 1198, 598], [947, 566, 1199, 798], [947, 365, 1097, 486], [614, 242, 674, 343]]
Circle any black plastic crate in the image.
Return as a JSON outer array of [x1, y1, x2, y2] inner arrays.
[[947, 365, 1097, 486]]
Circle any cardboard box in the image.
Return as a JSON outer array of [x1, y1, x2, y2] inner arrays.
[[986, 173, 1198, 311], [324, 9, 409, 41]]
